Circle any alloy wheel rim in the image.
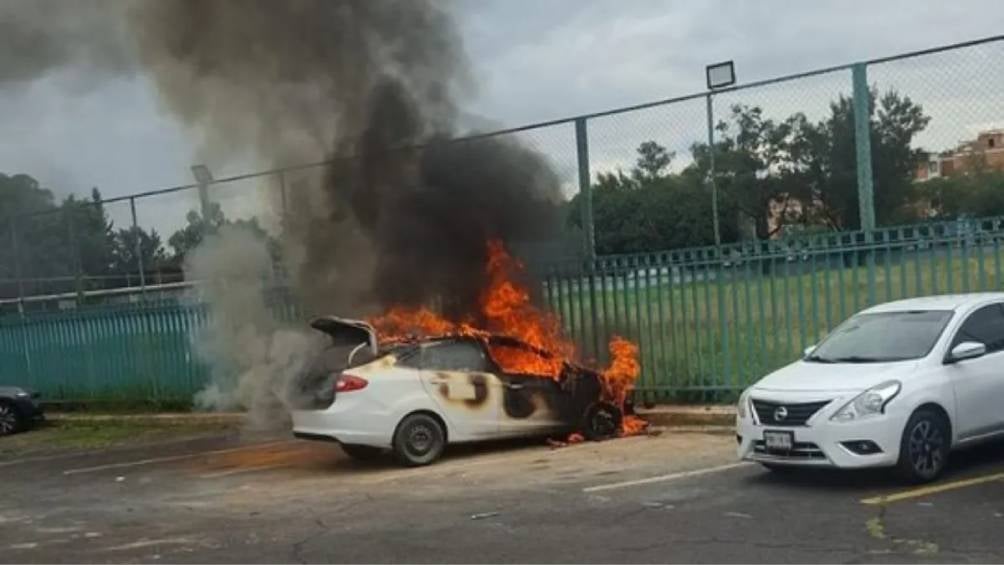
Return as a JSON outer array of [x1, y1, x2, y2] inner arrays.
[[408, 424, 434, 455], [0, 405, 15, 434], [908, 420, 944, 476]]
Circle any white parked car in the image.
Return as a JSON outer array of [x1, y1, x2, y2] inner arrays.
[[291, 317, 624, 466], [737, 293, 1004, 482]]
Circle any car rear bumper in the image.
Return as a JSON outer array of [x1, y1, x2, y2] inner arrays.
[[291, 395, 394, 448], [737, 412, 905, 469]]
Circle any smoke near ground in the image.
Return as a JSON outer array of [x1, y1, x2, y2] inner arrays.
[[186, 225, 325, 427], [2, 0, 566, 421]]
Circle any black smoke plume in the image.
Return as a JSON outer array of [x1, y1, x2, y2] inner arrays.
[[124, 0, 564, 316], [2, 0, 566, 414]]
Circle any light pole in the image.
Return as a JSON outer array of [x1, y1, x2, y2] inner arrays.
[[190, 164, 214, 222], [705, 60, 736, 247]]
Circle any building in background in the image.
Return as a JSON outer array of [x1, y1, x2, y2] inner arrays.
[[915, 129, 1004, 181]]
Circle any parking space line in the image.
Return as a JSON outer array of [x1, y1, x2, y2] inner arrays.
[[61, 440, 292, 476], [198, 463, 292, 479], [861, 471, 1004, 505], [583, 462, 751, 493]]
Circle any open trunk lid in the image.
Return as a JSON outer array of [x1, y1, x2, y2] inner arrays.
[[309, 316, 378, 355]]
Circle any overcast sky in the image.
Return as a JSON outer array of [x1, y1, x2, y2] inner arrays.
[[1, 0, 1003, 234]]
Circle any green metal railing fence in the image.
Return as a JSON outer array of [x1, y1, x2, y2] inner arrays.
[[4, 215, 1004, 404], [540, 215, 1004, 403], [0, 302, 208, 403]]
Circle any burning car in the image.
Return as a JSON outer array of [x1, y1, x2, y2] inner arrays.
[[291, 241, 644, 465], [291, 316, 630, 466]]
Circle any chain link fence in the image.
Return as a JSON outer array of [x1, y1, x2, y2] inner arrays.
[[3, 35, 1001, 313], [3, 35, 1004, 402]]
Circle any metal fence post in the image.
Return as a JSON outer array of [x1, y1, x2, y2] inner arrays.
[[574, 118, 601, 360], [852, 63, 877, 303], [706, 93, 721, 247], [279, 170, 289, 228], [575, 118, 596, 260], [10, 219, 25, 316], [66, 207, 84, 303], [130, 197, 146, 297]]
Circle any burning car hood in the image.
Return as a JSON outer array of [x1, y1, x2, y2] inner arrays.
[[310, 316, 378, 355]]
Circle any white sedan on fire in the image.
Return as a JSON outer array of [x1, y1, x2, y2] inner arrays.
[[737, 293, 1004, 482], [291, 317, 624, 466]]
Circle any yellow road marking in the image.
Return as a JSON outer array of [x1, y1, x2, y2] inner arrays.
[[861, 471, 1004, 505]]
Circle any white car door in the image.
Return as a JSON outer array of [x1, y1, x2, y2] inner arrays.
[[946, 302, 1004, 440], [416, 341, 501, 439]]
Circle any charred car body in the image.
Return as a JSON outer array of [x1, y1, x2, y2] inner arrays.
[[291, 316, 626, 466]]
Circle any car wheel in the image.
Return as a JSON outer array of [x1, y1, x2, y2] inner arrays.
[[392, 413, 445, 467], [340, 444, 384, 461], [896, 409, 950, 483], [0, 401, 25, 436], [582, 402, 623, 440]]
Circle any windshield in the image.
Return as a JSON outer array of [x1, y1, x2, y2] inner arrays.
[[807, 310, 953, 363]]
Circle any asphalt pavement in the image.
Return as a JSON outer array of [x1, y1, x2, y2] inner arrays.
[[1, 427, 1002, 563]]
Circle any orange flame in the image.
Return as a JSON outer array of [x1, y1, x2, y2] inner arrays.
[[369, 239, 643, 434]]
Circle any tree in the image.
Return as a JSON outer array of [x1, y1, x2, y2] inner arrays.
[[165, 202, 279, 268], [167, 204, 227, 262], [568, 141, 735, 254], [916, 171, 1004, 220], [111, 226, 167, 276], [794, 89, 931, 229], [62, 188, 116, 281], [632, 141, 674, 183], [690, 105, 805, 239], [0, 173, 55, 215]]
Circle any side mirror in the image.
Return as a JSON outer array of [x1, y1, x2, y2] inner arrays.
[[803, 345, 816, 359], [949, 341, 986, 363]]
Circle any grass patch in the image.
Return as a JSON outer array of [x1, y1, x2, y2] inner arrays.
[[0, 416, 239, 458]]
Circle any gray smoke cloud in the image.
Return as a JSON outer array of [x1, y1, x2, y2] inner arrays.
[[0, 0, 133, 88], [2, 0, 565, 423], [185, 225, 326, 426]]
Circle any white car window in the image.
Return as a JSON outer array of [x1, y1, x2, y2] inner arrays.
[[422, 342, 490, 372], [952, 303, 1004, 353]]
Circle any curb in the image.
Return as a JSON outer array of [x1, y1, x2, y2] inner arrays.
[[47, 406, 736, 429], [636, 405, 736, 428]]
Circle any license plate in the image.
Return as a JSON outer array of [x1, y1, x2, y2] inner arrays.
[[764, 430, 794, 451]]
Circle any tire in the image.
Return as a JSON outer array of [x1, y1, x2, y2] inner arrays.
[[581, 402, 623, 440], [896, 409, 950, 483], [340, 444, 384, 461], [0, 401, 25, 437], [392, 413, 446, 467]]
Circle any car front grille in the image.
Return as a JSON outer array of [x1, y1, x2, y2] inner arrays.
[[752, 399, 831, 426], [754, 440, 826, 460]]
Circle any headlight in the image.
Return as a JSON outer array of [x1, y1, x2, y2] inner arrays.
[[14, 391, 29, 398], [830, 380, 901, 422], [737, 389, 750, 419]]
